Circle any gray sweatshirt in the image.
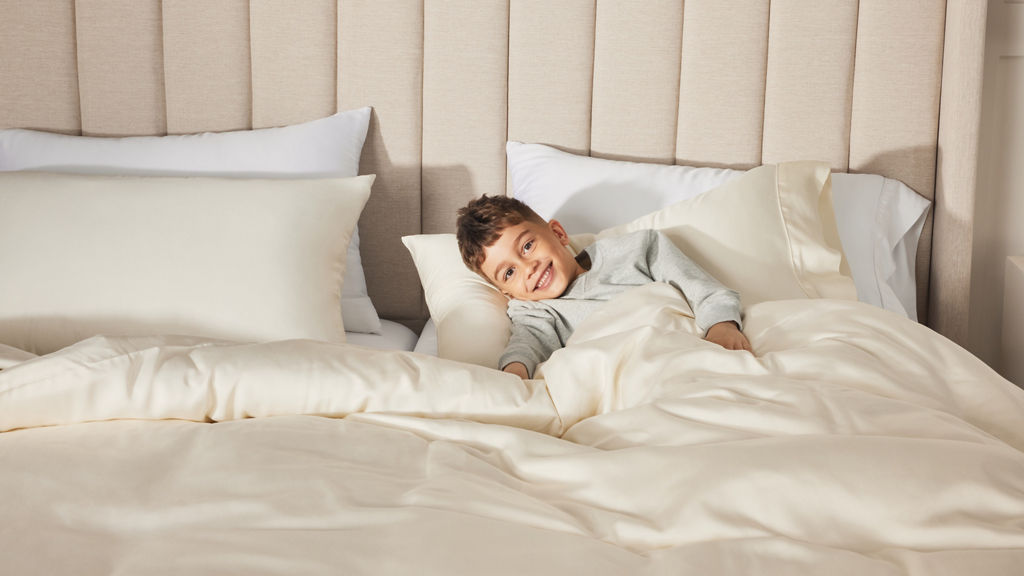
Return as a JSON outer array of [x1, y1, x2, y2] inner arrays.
[[500, 229, 742, 377]]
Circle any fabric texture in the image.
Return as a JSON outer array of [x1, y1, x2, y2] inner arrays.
[[507, 141, 930, 320], [0, 172, 372, 355], [0, 107, 382, 334], [501, 230, 742, 376], [1, 295, 1023, 573]]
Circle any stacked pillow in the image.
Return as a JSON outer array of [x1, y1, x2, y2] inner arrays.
[[506, 142, 930, 320], [0, 108, 381, 354], [0, 106, 382, 334]]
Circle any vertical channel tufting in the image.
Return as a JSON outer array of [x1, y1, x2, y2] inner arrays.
[[249, 0, 337, 129], [761, 0, 858, 170], [337, 0, 425, 325], [421, 0, 509, 235], [507, 0, 596, 156], [75, 0, 166, 136], [676, 0, 769, 169], [850, 0, 945, 324], [162, 0, 252, 134], [0, 0, 80, 133], [590, 0, 682, 163], [849, 0, 944, 199]]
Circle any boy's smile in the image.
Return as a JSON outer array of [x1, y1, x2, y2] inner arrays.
[[479, 219, 586, 301]]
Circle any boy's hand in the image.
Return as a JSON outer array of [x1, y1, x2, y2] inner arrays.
[[502, 362, 530, 379], [705, 321, 753, 353]]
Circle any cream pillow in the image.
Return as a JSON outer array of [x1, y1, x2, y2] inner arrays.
[[508, 140, 930, 320], [0, 172, 373, 355], [405, 161, 855, 370], [0, 107, 382, 334], [401, 234, 510, 367], [588, 161, 856, 307]]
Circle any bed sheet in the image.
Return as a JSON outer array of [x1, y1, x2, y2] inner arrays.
[[344, 319, 419, 352], [2, 286, 1023, 575]]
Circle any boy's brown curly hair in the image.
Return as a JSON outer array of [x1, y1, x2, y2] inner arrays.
[[456, 195, 546, 276]]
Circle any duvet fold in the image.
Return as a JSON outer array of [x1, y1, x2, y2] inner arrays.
[[0, 335, 563, 435], [3, 285, 1024, 574]]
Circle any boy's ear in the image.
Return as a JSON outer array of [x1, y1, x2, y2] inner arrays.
[[548, 219, 571, 245]]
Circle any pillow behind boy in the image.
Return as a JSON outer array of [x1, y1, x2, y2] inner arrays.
[[406, 161, 856, 370], [507, 140, 929, 320]]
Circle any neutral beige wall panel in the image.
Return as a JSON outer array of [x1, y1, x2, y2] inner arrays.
[[676, 0, 768, 169], [338, 0, 425, 324], [250, 0, 337, 129], [762, 0, 857, 170], [850, 0, 945, 326], [0, 0, 80, 133], [591, 0, 682, 163], [162, 0, 251, 134], [422, 0, 509, 234], [75, 0, 166, 136], [849, 0, 945, 199], [508, 0, 595, 155], [930, 0, 988, 345]]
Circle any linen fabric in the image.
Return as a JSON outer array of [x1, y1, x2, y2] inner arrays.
[[1, 294, 1023, 574], [0, 107, 382, 333], [0, 172, 373, 354], [507, 141, 930, 319]]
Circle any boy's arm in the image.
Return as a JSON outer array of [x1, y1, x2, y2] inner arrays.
[[646, 230, 744, 334], [499, 305, 561, 379]]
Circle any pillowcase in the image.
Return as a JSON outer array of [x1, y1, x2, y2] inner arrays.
[[405, 161, 855, 369], [507, 141, 931, 320], [585, 161, 857, 306], [0, 171, 373, 355], [0, 107, 382, 333], [402, 234, 510, 367]]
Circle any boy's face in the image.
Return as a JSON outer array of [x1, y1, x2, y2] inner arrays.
[[479, 219, 584, 301]]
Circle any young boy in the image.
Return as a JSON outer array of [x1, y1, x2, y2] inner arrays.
[[456, 195, 752, 379]]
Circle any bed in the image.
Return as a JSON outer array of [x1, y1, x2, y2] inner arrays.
[[3, 1, 1024, 574]]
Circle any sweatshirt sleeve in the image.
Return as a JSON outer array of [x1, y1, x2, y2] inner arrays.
[[499, 303, 562, 378], [645, 230, 743, 334]]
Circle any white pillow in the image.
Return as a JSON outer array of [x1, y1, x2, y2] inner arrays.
[[405, 161, 854, 370], [0, 172, 373, 355], [0, 107, 382, 333], [507, 141, 930, 320]]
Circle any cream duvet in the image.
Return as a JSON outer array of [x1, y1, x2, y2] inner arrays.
[[2, 284, 1023, 575]]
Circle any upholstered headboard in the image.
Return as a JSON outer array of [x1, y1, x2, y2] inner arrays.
[[0, 0, 986, 344]]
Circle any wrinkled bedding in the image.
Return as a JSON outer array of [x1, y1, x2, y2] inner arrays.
[[2, 284, 1023, 575]]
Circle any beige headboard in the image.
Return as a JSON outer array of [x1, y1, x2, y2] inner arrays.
[[0, 0, 987, 344]]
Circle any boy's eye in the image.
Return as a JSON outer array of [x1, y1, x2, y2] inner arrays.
[[503, 267, 514, 282], [523, 240, 533, 253]]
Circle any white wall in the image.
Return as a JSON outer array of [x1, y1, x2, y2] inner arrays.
[[969, 0, 1024, 383]]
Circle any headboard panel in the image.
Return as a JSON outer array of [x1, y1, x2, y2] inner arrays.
[[163, 0, 252, 134], [338, 0, 425, 326], [676, 0, 769, 169], [0, 0, 987, 343]]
